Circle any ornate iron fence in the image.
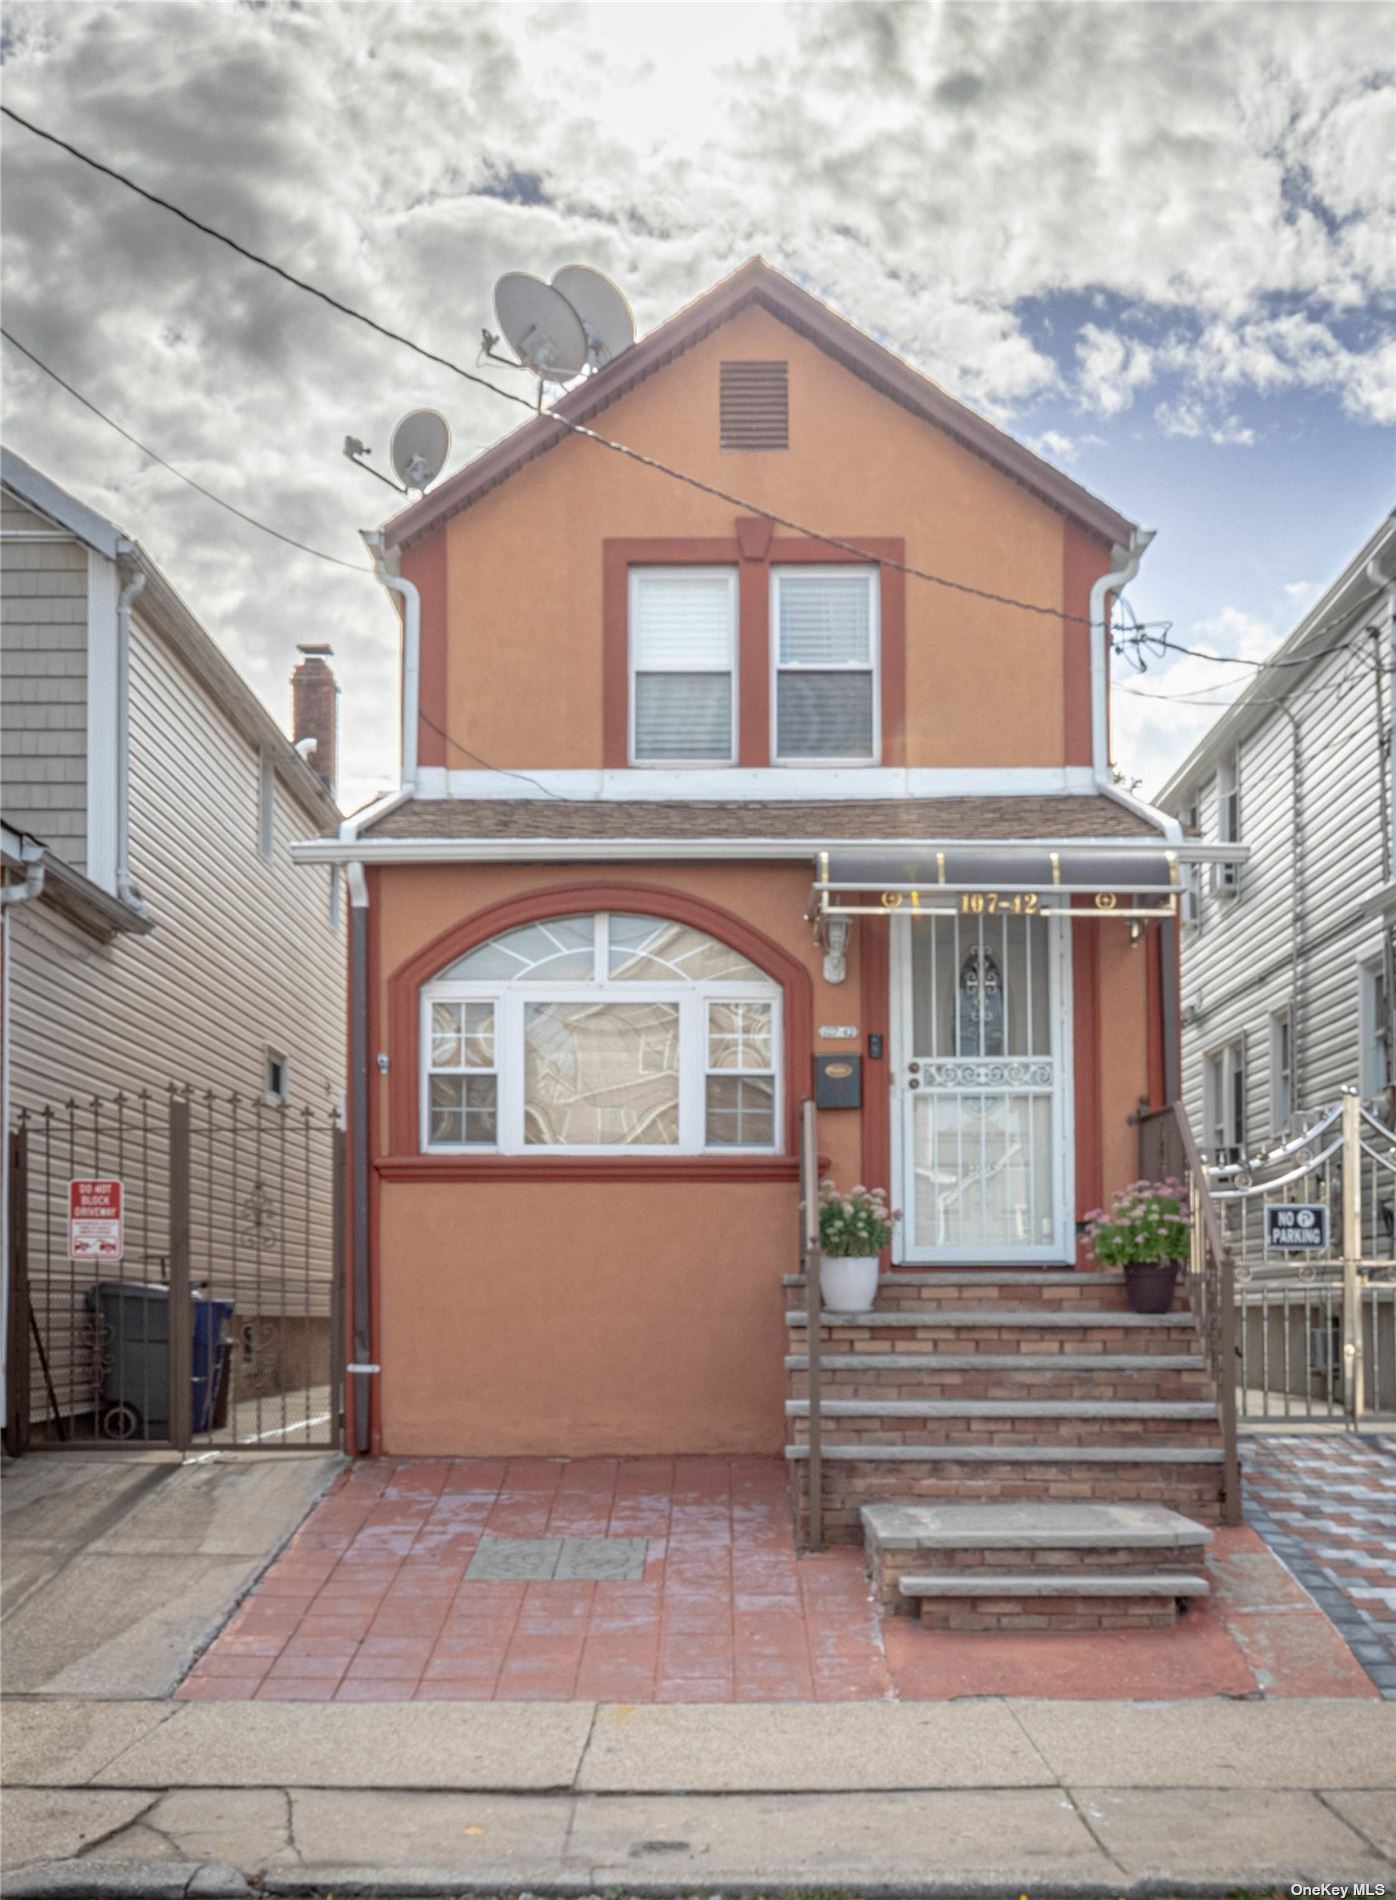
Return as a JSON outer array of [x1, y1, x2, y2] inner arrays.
[[5, 1086, 342, 1454]]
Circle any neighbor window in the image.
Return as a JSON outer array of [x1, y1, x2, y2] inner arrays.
[[1270, 1006, 1294, 1133], [771, 566, 878, 763], [421, 912, 781, 1154], [1217, 751, 1241, 845], [265, 1049, 290, 1107], [629, 567, 737, 764], [1205, 1039, 1245, 1164], [1360, 957, 1392, 1097]]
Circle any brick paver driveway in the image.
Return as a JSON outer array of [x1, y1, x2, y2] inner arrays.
[[1243, 1431, 1396, 1697], [178, 1454, 1376, 1704]]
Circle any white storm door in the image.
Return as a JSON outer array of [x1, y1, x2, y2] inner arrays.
[[891, 910, 1073, 1264]]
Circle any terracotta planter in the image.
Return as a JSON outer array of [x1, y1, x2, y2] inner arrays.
[[1124, 1260, 1180, 1315]]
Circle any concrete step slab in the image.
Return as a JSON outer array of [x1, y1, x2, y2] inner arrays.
[[861, 1500, 1214, 1551], [786, 1442, 1225, 1462], [898, 1570, 1210, 1598], [787, 1399, 1216, 1418]]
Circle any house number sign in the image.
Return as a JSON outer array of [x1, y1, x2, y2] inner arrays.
[[1263, 1204, 1330, 1251], [818, 1025, 858, 1039]]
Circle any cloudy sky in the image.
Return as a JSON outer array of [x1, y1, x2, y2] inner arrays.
[[3, 0, 1393, 811]]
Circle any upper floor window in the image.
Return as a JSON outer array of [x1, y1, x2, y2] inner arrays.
[[1270, 1006, 1294, 1132], [422, 912, 781, 1155], [1205, 1038, 1245, 1165], [772, 566, 878, 764], [629, 568, 737, 766], [1360, 957, 1392, 1098], [1217, 751, 1241, 846]]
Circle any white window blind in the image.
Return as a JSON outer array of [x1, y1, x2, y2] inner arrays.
[[630, 569, 736, 763], [772, 569, 877, 761]]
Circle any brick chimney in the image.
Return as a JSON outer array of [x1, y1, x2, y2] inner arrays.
[[291, 643, 338, 795]]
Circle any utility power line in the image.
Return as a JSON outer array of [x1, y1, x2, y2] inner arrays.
[[4, 102, 1164, 635]]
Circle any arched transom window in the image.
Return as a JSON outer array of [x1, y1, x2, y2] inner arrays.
[[422, 913, 782, 1154]]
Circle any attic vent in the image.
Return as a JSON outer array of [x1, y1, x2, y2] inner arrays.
[[720, 361, 788, 450]]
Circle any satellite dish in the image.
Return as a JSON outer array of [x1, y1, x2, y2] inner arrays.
[[494, 272, 588, 382], [390, 410, 451, 491], [551, 265, 634, 367]]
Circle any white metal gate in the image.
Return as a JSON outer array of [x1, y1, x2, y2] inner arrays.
[[892, 911, 1073, 1263], [1209, 1093, 1396, 1424]]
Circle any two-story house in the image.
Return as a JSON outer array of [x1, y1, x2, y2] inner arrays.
[[1, 450, 346, 1446], [297, 261, 1230, 1550], [1161, 513, 1396, 1162]]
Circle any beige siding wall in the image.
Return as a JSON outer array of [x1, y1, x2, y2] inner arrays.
[[9, 606, 346, 1385], [1180, 626, 1386, 1151], [1, 491, 88, 872]]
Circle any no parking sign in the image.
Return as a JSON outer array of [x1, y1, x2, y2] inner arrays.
[[1263, 1202, 1329, 1252]]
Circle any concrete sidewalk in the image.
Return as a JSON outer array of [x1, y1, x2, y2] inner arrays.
[[3, 1694, 1394, 1893]]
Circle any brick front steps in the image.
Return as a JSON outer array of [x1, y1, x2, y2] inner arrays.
[[785, 1271, 1226, 1550], [863, 1499, 1213, 1631]]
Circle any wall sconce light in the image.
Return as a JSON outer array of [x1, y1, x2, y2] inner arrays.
[[823, 915, 852, 984]]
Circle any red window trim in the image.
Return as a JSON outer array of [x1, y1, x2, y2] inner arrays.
[[384, 879, 814, 1167], [603, 527, 906, 769]]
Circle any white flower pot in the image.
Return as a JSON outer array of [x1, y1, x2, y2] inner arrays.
[[820, 1253, 880, 1312]]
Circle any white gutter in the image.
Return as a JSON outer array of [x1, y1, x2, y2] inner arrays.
[[361, 531, 420, 793], [292, 833, 1245, 867], [1089, 528, 1182, 842], [115, 561, 150, 915]]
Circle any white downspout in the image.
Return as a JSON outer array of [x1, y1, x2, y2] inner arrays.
[[1091, 527, 1182, 840], [116, 562, 150, 915], [1, 835, 45, 1434], [361, 531, 420, 793]]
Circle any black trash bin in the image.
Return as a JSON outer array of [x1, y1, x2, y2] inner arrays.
[[87, 1283, 235, 1440]]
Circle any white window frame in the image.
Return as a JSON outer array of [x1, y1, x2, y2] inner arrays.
[[1205, 1038, 1245, 1163], [1217, 750, 1241, 846], [770, 564, 880, 766], [1359, 956, 1391, 1097], [1269, 1005, 1294, 1133], [265, 1048, 290, 1108], [627, 566, 738, 768], [420, 913, 783, 1156]]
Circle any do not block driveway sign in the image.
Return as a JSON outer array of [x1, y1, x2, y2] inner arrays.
[[68, 1178, 124, 1263]]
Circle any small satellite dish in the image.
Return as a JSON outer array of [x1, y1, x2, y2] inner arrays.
[[390, 410, 451, 491], [551, 265, 634, 367], [494, 272, 588, 382]]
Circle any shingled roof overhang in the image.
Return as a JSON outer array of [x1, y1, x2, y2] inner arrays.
[[383, 259, 1137, 553]]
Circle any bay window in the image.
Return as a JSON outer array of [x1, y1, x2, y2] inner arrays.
[[422, 912, 781, 1154], [772, 565, 878, 763]]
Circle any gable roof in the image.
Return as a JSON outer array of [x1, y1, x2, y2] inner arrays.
[[384, 258, 1136, 552]]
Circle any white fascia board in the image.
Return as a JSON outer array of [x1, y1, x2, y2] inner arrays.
[[84, 549, 120, 892], [292, 833, 1238, 867], [410, 765, 1103, 801], [339, 787, 409, 842], [1097, 776, 1183, 842], [1, 451, 122, 559]]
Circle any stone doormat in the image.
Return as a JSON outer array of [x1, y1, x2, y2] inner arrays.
[[464, 1534, 648, 1582]]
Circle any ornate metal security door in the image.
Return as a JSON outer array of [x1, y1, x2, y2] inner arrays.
[[892, 910, 1072, 1263]]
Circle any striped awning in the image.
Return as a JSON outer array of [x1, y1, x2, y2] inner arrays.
[[812, 846, 1179, 920]]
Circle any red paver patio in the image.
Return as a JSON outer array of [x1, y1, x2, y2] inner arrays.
[[177, 1456, 1377, 1703]]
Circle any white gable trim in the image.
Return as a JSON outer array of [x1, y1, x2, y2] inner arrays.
[[1, 450, 122, 560]]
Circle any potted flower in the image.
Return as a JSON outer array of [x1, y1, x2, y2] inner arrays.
[[817, 1179, 893, 1311], [1083, 1179, 1189, 1314]]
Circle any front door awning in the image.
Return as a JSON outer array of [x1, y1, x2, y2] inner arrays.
[[812, 845, 1179, 921]]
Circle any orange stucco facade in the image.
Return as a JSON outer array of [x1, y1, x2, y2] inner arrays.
[[355, 273, 1168, 1459]]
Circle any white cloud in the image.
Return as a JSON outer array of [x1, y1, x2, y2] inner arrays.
[[0, 0, 1390, 806], [1153, 397, 1256, 446]]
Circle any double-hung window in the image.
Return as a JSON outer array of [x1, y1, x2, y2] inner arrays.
[[629, 567, 737, 765], [422, 912, 782, 1154], [1205, 1039, 1246, 1165], [772, 565, 878, 763]]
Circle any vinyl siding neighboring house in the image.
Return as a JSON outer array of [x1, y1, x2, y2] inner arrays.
[[1, 450, 346, 1434], [1161, 513, 1396, 1155]]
